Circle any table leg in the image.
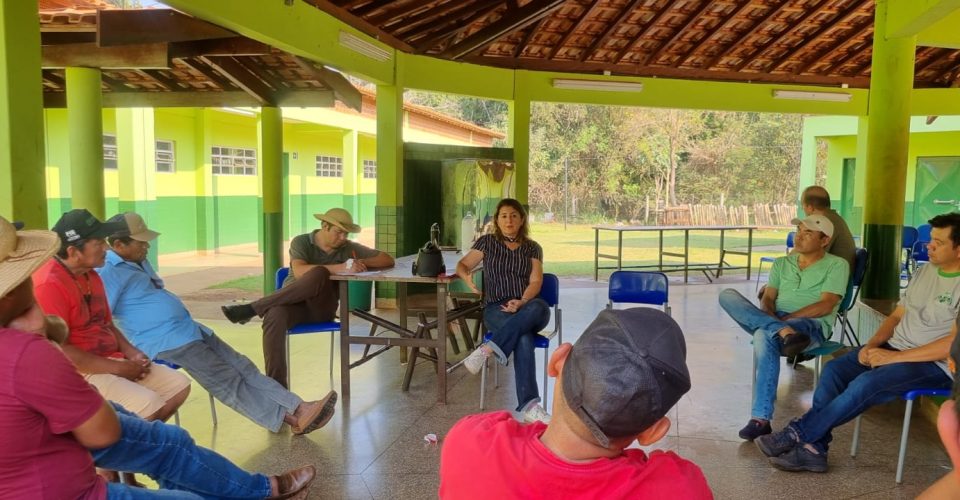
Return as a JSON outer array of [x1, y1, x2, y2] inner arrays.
[[399, 282, 408, 363], [594, 228, 599, 281], [747, 228, 754, 280], [684, 229, 690, 283], [617, 231, 623, 272], [437, 282, 448, 404], [339, 280, 351, 400]]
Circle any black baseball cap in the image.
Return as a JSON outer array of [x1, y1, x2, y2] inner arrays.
[[52, 209, 126, 247], [562, 308, 691, 447]]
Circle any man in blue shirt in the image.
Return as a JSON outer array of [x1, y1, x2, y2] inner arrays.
[[97, 212, 336, 435]]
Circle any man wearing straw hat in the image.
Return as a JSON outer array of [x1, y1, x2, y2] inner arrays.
[[0, 216, 317, 498], [221, 207, 394, 387]]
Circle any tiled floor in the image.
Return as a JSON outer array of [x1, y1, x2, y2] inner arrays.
[[169, 274, 951, 499]]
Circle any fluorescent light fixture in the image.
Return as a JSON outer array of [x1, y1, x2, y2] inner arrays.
[[220, 107, 257, 117], [772, 90, 852, 103], [552, 78, 644, 92], [339, 31, 391, 62]]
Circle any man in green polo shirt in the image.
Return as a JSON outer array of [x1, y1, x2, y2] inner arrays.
[[719, 214, 849, 442]]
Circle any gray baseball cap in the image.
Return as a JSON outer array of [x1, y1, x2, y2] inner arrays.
[[561, 308, 691, 448]]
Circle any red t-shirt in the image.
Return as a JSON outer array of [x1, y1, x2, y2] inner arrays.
[[439, 412, 713, 500], [33, 259, 122, 358], [0, 328, 107, 499]]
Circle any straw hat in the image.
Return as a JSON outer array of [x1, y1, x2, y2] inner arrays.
[[313, 208, 360, 233], [0, 216, 59, 298]]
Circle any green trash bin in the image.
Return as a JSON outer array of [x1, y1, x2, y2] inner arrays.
[[348, 281, 372, 311]]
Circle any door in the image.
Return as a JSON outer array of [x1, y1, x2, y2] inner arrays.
[[913, 157, 960, 225]]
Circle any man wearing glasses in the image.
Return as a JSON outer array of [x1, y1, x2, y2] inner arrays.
[[98, 212, 337, 435], [221, 208, 394, 387]]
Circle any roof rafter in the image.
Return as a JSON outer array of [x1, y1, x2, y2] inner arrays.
[[794, 16, 872, 74], [672, 0, 757, 68], [413, 1, 504, 54], [200, 55, 276, 105], [292, 56, 363, 111], [441, 0, 566, 60], [96, 9, 235, 47], [732, 0, 828, 72], [393, 0, 491, 36], [579, 0, 646, 62], [310, 0, 415, 51], [767, 0, 871, 73], [639, 0, 721, 66], [700, 0, 793, 70], [514, 17, 545, 58], [546, 0, 603, 59]]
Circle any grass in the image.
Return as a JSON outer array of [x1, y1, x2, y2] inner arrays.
[[205, 224, 791, 291]]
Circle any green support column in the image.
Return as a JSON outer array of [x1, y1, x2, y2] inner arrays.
[[66, 67, 106, 219], [342, 130, 360, 216], [115, 108, 158, 267], [507, 97, 531, 205], [375, 82, 404, 303], [861, 0, 917, 301], [194, 109, 217, 253], [260, 107, 283, 295], [0, 1, 46, 227]]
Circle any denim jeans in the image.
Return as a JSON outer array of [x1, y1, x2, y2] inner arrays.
[[92, 404, 272, 499], [718, 289, 826, 421], [484, 298, 551, 412], [790, 347, 951, 454], [159, 332, 303, 432]]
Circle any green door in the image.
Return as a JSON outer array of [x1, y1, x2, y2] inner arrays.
[[913, 157, 960, 226]]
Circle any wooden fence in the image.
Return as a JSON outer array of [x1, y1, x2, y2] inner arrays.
[[658, 203, 794, 226]]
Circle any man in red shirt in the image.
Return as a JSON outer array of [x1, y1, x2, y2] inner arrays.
[[0, 216, 316, 498], [33, 209, 190, 421], [439, 308, 713, 499]]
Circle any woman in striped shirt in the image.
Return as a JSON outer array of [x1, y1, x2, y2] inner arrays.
[[457, 199, 552, 424]]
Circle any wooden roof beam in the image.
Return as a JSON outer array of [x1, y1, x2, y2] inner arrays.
[[140, 69, 182, 91], [42, 42, 170, 69], [96, 9, 236, 47], [929, 53, 960, 83], [178, 58, 234, 89], [546, 0, 603, 59], [846, 48, 874, 76], [816, 33, 871, 74], [310, 0, 415, 51], [701, 0, 793, 70], [672, 0, 758, 68], [397, 0, 500, 39], [412, 2, 503, 54], [794, 19, 872, 74], [915, 47, 956, 75], [41, 31, 96, 45], [43, 89, 336, 109], [732, 0, 828, 72], [292, 56, 363, 111], [514, 18, 545, 58], [638, 0, 722, 66], [370, 0, 440, 28], [200, 56, 276, 105], [353, 0, 399, 18], [441, 0, 566, 60], [579, 0, 645, 62], [169, 38, 271, 59], [768, 0, 871, 73]]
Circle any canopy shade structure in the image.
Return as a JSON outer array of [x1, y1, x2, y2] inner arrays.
[[312, 0, 960, 89], [39, 5, 363, 110]]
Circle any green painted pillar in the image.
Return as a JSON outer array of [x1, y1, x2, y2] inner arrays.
[[115, 108, 158, 267], [259, 106, 283, 295], [342, 130, 360, 216], [0, 1, 46, 227], [375, 82, 404, 302], [66, 67, 106, 219], [861, 0, 917, 301], [193, 109, 217, 253], [507, 97, 530, 205]]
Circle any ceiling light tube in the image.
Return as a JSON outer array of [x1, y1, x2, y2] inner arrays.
[[772, 89, 852, 103], [552, 78, 644, 92], [339, 31, 391, 62]]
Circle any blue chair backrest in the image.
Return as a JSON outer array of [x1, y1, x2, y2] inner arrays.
[[276, 267, 289, 290], [839, 248, 869, 311], [913, 242, 930, 263], [538, 273, 559, 307], [917, 224, 932, 243], [608, 271, 668, 307], [786, 231, 796, 251], [902, 227, 919, 249]]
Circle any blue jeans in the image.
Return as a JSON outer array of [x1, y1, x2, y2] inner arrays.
[[92, 404, 272, 499], [159, 332, 303, 432], [719, 289, 826, 421], [484, 298, 550, 412], [790, 347, 951, 454]]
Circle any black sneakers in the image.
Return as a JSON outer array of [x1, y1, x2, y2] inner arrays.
[[221, 304, 256, 324], [769, 445, 828, 473], [756, 426, 800, 457], [738, 419, 772, 441], [780, 332, 811, 357]]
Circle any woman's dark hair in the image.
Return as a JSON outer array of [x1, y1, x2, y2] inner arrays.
[[492, 198, 529, 243], [929, 212, 960, 247]]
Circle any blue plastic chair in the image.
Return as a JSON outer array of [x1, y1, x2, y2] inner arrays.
[[756, 232, 795, 291], [606, 271, 670, 316], [275, 267, 341, 389], [803, 247, 869, 386], [479, 273, 561, 411], [850, 388, 950, 484], [900, 226, 919, 286], [152, 358, 218, 427]]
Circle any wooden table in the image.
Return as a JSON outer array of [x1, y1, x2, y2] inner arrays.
[[593, 224, 756, 282], [330, 251, 479, 404]]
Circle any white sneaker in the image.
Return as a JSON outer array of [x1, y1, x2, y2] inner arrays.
[[463, 347, 489, 375], [521, 403, 551, 424]]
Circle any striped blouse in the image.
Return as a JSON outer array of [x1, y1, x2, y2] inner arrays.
[[472, 234, 543, 305]]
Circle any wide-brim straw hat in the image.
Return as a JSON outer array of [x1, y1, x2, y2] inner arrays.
[[0, 217, 59, 298], [314, 208, 361, 233]]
